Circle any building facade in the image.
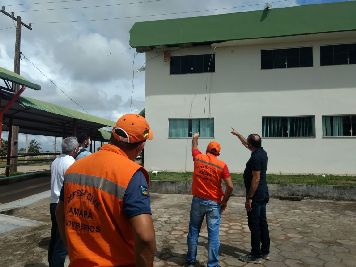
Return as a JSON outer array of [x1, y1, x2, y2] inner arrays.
[[130, 2, 356, 174]]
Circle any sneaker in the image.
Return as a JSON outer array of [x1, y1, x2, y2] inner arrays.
[[239, 254, 262, 264], [262, 253, 270, 260]]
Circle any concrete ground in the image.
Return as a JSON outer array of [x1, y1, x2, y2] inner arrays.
[[0, 194, 355, 267], [0, 164, 50, 175]]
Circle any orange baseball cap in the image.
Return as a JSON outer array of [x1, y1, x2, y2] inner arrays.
[[112, 114, 153, 143], [206, 141, 221, 156]]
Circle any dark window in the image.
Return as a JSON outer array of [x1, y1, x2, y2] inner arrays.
[[169, 118, 214, 138], [286, 48, 299, 68], [273, 49, 287, 69], [261, 50, 273, 69], [299, 47, 313, 67], [261, 47, 313, 69], [350, 45, 356, 64], [320, 43, 356, 66], [323, 115, 356, 136], [170, 57, 181, 74], [262, 116, 315, 138], [170, 54, 215, 74]]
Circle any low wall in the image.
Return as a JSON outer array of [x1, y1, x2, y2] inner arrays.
[[150, 181, 356, 201], [0, 171, 50, 185]]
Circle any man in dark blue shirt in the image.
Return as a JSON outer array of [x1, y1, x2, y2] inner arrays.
[[231, 128, 270, 264]]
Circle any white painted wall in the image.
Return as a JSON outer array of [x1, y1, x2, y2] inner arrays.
[[143, 33, 356, 175]]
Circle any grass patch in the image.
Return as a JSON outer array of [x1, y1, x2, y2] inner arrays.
[[150, 172, 356, 186]]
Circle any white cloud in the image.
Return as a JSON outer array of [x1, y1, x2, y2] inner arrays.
[[53, 33, 132, 82], [3, 0, 342, 143]]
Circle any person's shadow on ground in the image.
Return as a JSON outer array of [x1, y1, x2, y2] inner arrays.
[[156, 247, 189, 266], [156, 236, 249, 266], [199, 236, 249, 259], [38, 237, 50, 250]]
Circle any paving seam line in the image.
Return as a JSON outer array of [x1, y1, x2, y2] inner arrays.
[[0, 190, 50, 212]]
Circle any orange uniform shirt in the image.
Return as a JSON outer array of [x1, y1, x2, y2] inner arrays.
[[63, 144, 149, 267], [191, 148, 230, 203]]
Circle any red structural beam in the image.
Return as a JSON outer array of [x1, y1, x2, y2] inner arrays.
[[0, 85, 26, 145]]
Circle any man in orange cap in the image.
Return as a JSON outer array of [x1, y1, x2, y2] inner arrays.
[[56, 114, 156, 267], [186, 133, 234, 267]]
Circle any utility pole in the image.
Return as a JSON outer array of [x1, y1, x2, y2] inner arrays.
[[1, 6, 32, 174]]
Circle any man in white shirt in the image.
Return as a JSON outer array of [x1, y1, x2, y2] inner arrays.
[[48, 137, 79, 267]]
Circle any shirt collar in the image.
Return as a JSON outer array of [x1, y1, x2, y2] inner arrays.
[[251, 147, 263, 155], [100, 143, 129, 158]]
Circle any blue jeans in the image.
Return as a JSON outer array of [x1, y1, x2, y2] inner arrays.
[[48, 203, 67, 267], [247, 201, 270, 257], [187, 196, 221, 267]]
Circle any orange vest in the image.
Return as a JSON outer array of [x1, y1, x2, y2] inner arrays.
[[63, 144, 149, 267], [192, 153, 226, 203]]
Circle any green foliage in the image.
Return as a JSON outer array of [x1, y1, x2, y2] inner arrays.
[[0, 139, 8, 156], [28, 139, 41, 154], [150, 172, 356, 186]]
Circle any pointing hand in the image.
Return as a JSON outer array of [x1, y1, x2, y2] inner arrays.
[[231, 127, 239, 136]]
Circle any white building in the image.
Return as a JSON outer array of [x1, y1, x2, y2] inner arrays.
[[130, 1, 356, 175]]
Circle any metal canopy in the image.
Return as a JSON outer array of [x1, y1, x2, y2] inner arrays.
[[0, 67, 41, 91], [1, 92, 114, 141]]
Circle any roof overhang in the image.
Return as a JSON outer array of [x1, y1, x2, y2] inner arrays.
[[1, 92, 114, 141], [0, 67, 41, 91], [130, 1, 356, 52]]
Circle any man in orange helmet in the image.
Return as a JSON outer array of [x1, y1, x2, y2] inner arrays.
[[186, 133, 234, 267], [56, 114, 156, 267]]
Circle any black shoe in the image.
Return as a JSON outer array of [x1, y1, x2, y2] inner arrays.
[[261, 253, 270, 260], [239, 253, 262, 264]]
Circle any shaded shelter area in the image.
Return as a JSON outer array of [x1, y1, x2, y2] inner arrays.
[[0, 66, 40, 140], [1, 93, 114, 141], [1, 66, 114, 176]]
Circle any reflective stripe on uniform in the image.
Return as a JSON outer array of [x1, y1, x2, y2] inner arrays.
[[193, 158, 224, 170], [65, 173, 126, 199]]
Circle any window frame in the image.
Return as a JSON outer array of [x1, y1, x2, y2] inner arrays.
[[262, 115, 316, 139], [322, 114, 356, 138], [168, 118, 214, 139], [320, 43, 356, 66], [261, 46, 314, 70], [170, 54, 215, 75]]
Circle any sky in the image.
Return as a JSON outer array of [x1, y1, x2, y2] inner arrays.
[[0, 0, 350, 151]]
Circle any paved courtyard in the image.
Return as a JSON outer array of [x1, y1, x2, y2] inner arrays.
[[0, 193, 355, 267]]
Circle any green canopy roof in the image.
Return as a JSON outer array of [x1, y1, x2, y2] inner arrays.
[[1, 92, 115, 140], [99, 127, 111, 141], [0, 67, 41, 90], [130, 1, 356, 50], [21, 96, 114, 127]]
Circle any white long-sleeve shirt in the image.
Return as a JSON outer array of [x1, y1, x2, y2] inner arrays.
[[50, 154, 75, 203]]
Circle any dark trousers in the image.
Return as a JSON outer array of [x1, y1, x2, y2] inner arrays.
[[48, 203, 67, 267], [247, 201, 270, 257]]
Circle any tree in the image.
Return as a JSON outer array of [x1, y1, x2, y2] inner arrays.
[[28, 139, 41, 154], [0, 140, 8, 157]]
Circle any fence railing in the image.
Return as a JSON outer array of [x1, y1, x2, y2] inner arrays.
[[0, 153, 60, 176]]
